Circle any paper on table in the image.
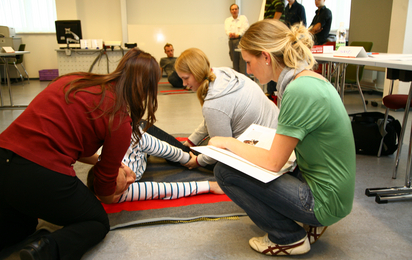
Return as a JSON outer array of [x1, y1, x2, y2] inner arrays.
[[367, 54, 412, 61], [191, 124, 296, 183], [333, 46, 368, 58], [1, 46, 15, 53]]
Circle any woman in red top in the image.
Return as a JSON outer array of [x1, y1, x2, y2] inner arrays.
[[0, 48, 160, 260]]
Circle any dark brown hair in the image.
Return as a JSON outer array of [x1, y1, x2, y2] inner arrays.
[[164, 43, 173, 51], [53, 48, 160, 143]]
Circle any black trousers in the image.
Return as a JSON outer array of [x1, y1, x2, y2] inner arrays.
[[0, 148, 110, 260], [168, 71, 184, 88], [228, 38, 247, 75]]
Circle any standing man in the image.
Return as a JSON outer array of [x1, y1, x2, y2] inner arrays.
[[160, 43, 184, 89], [264, 0, 285, 96], [224, 4, 249, 75], [284, 0, 306, 27], [309, 0, 332, 45]]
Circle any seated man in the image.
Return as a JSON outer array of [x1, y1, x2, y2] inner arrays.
[[160, 43, 184, 89]]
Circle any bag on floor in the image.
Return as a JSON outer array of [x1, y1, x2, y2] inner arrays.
[[349, 112, 401, 156]]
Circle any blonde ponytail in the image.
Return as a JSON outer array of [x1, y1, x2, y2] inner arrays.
[[239, 20, 316, 73]]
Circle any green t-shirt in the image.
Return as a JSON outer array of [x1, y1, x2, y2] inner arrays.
[[264, 0, 285, 21], [276, 76, 356, 226]]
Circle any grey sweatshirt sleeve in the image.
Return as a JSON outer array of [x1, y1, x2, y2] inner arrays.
[[187, 119, 209, 145], [197, 108, 233, 166]]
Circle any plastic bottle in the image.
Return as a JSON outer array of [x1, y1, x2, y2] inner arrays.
[[335, 22, 346, 50]]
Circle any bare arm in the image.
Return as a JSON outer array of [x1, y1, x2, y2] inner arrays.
[[309, 22, 323, 35], [209, 133, 298, 172], [273, 12, 282, 20]]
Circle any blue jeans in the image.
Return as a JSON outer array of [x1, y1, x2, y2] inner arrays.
[[214, 162, 322, 244]]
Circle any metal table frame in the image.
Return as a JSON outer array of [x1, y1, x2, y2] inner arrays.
[[314, 53, 412, 203], [0, 51, 30, 110]]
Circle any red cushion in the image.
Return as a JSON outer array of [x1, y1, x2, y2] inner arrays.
[[383, 94, 409, 110]]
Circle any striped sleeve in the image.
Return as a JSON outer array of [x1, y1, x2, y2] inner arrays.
[[116, 181, 210, 203], [139, 132, 186, 163]]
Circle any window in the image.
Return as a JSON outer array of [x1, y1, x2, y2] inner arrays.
[[300, 0, 351, 31], [0, 0, 57, 33]]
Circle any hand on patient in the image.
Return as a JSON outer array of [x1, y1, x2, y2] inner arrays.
[[183, 140, 194, 148], [183, 152, 200, 169], [93, 164, 136, 204]]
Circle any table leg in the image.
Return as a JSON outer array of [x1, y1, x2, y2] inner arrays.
[[335, 63, 341, 93], [0, 57, 4, 106], [365, 81, 412, 203], [340, 64, 348, 102], [327, 62, 332, 82], [4, 56, 13, 106], [0, 56, 27, 110]]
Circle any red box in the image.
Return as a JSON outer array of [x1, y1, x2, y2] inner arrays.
[[39, 69, 59, 81], [311, 45, 324, 53], [311, 44, 335, 54]]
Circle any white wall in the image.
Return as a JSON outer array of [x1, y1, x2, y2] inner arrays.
[[125, 0, 265, 67], [16, 34, 58, 78], [15, 0, 412, 81], [20, 0, 262, 78], [13, 0, 124, 78], [126, 0, 233, 67]]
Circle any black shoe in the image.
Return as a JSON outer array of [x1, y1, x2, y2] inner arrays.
[[19, 237, 52, 260]]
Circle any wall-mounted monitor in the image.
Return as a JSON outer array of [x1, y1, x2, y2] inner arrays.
[[55, 20, 82, 44]]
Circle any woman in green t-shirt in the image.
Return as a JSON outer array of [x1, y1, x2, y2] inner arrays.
[[209, 19, 356, 256]]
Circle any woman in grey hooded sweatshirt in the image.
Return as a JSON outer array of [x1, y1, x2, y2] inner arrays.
[[175, 48, 279, 169]]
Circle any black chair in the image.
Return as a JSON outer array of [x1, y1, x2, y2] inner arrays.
[[0, 44, 29, 84]]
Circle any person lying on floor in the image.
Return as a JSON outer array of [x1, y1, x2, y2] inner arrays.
[[86, 124, 224, 203], [87, 164, 224, 203]]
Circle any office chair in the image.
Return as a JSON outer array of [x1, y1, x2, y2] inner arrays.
[[0, 44, 30, 84]]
